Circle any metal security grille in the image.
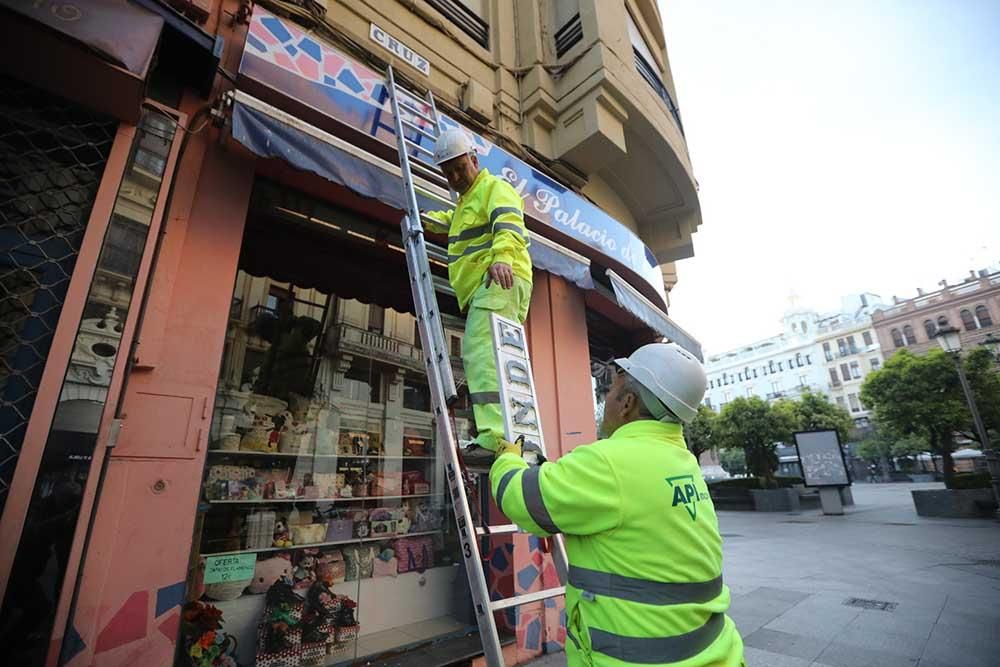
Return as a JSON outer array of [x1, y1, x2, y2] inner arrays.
[[0, 75, 117, 512]]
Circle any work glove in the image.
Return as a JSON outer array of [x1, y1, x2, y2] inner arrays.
[[495, 437, 522, 460], [495, 436, 547, 466]]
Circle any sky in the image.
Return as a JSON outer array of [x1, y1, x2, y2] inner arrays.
[[659, 0, 1000, 354]]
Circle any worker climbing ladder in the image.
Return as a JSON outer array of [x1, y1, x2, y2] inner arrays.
[[384, 65, 569, 666]]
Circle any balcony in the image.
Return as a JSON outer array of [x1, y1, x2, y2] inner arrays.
[[326, 323, 465, 379], [327, 323, 424, 374], [517, 0, 701, 266]]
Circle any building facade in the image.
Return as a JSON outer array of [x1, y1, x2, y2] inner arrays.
[[703, 294, 892, 419], [813, 294, 886, 428], [703, 305, 827, 411], [871, 266, 1000, 359], [0, 2, 703, 666]]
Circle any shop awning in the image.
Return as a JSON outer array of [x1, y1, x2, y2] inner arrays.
[[0, 0, 163, 122], [606, 269, 703, 361], [230, 91, 594, 292]]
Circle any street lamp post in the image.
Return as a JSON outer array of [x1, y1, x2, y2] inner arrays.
[[934, 324, 999, 516]]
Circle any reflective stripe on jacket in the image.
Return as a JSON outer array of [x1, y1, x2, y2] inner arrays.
[[489, 421, 744, 666], [423, 168, 531, 310]]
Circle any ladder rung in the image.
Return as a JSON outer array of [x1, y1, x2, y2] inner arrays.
[[490, 587, 566, 612], [401, 116, 438, 141], [405, 138, 434, 157], [476, 524, 520, 536], [397, 98, 437, 125]]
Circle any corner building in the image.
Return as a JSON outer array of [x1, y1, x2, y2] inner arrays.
[[0, 1, 704, 665]]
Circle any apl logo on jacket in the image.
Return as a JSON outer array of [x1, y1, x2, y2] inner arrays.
[[666, 475, 709, 521]]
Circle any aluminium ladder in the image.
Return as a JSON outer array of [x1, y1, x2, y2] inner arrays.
[[384, 65, 569, 666]]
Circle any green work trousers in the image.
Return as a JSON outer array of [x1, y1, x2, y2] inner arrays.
[[462, 276, 532, 451]]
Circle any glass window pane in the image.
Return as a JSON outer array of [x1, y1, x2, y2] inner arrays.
[[182, 184, 468, 666]]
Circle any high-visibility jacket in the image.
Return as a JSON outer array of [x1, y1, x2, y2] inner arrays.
[[490, 420, 744, 667], [423, 168, 531, 311]]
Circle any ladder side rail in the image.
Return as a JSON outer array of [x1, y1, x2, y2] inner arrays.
[[387, 67, 457, 401]]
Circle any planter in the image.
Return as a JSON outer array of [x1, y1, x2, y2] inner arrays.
[[750, 488, 800, 512], [797, 489, 821, 510], [911, 489, 998, 518], [708, 487, 754, 511]]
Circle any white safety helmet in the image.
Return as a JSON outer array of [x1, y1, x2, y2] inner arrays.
[[614, 343, 707, 423], [433, 128, 475, 166]]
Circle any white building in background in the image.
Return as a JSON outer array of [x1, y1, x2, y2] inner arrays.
[[702, 294, 889, 412], [703, 300, 827, 411], [813, 293, 887, 428]]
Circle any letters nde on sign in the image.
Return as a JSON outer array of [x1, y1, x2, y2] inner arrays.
[[369, 23, 430, 76], [491, 314, 545, 451]]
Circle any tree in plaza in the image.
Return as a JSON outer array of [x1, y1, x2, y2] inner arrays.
[[718, 448, 746, 477], [715, 397, 797, 487], [685, 405, 718, 462], [961, 347, 1000, 445], [860, 348, 1000, 482], [784, 390, 854, 442], [856, 424, 927, 477]]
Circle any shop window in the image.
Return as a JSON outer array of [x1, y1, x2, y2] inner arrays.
[[975, 305, 993, 328], [961, 309, 978, 331], [426, 0, 489, 48], [0, 109, 175, 660], [903, 325, 917, 344], [862, 331, 873, 347], [184, 184, 471, 667], [891, 328, 904, 348]]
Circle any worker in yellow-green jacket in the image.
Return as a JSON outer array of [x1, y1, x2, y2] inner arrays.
[[490, 343, 745, 666], [424, 128, 532, 469]]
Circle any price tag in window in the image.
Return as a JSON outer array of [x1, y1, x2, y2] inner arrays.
[[204, 553, 257, 584]]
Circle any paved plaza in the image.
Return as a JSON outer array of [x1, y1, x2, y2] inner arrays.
[[525, 483, 1000, 667]]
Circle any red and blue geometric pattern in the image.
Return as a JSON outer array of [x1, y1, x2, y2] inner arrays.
[[244, 9, 492, 161]]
